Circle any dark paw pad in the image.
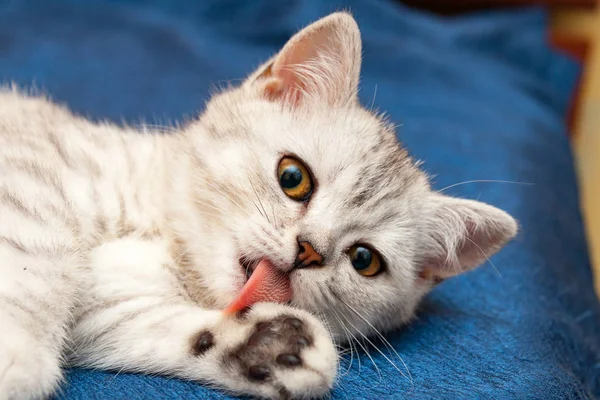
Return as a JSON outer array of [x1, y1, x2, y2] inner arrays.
[[248, 365, 271, 381], [276, 353, 301, 367], [247, 328, 277, 347], [191, 330, 214, 356], [289, 335, 309, 348], [282, 317, 303, 330], [228, 315, 313, 383]]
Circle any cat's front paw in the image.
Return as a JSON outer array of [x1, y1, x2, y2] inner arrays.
[[195, 303, 338, 399]]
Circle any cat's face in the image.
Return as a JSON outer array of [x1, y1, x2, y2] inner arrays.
[[183, 13, 517, 339]]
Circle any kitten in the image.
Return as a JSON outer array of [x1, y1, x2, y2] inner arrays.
[[0, 12, 517, 400]]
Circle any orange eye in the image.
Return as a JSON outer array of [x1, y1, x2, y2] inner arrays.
[[347, 244, 383, 277], [277, 157, 313, 201]]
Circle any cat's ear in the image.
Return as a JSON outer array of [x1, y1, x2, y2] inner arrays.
[[246, 12, 361, 107], [419, 194, 518, 283]]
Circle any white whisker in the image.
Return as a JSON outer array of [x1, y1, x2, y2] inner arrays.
[[461, 234, 502, 277], [248, 179, 270, 224], [329, 291, 413, 384], [369, 84, 378, 111], [335, 309, 382, 383], [336, 298, 414, 388], [437, 179, 534, 193], [327, 302, 358, 376]]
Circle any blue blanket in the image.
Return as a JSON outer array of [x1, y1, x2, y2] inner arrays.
[[1, 0, 599, 398]]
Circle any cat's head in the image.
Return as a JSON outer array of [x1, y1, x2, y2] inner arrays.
[[181, 13, 517, 339]]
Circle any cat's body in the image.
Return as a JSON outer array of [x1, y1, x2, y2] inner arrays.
[[0, 13, 517, 400]]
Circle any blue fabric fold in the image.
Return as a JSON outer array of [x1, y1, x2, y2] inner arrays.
[[1, 0, 598, 398]]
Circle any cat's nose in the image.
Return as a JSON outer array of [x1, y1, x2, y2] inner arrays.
[[294, 241, 324, 268]]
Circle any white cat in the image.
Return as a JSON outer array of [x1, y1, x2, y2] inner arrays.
[[0, 12, 517, 400]]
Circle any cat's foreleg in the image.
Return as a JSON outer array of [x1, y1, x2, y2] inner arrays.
[[71, 238, 338, 399], [0, 201, 83, 399]]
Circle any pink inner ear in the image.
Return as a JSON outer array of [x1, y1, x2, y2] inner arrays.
[[268, 27, 343, 105], [270, 34, 323, 103], [424, 215, 515, 281], [253, 13, 361, 106], [426, 220, 489, 280], [456, 218, 509, 270], [420, 195, 517, 282]]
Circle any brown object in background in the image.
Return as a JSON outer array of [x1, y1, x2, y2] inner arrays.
[[550, 35, 588, 134]]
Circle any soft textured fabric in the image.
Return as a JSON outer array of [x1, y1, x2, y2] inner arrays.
[[1, 0, 599, 398]]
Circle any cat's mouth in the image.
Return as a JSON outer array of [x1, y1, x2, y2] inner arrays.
[[223, 257, 293, 315], [239, 256, 260, 282]]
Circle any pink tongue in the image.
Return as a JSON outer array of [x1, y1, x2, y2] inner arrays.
[[222, 259, 292, 315]]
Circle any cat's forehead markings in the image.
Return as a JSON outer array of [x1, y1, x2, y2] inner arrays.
[[346, 148, 411, 202]]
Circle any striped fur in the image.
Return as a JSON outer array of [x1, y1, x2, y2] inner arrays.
[[0, 13, 516, 400]]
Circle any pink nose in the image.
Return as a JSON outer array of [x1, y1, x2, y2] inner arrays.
[[294, 241, 324, 268]]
